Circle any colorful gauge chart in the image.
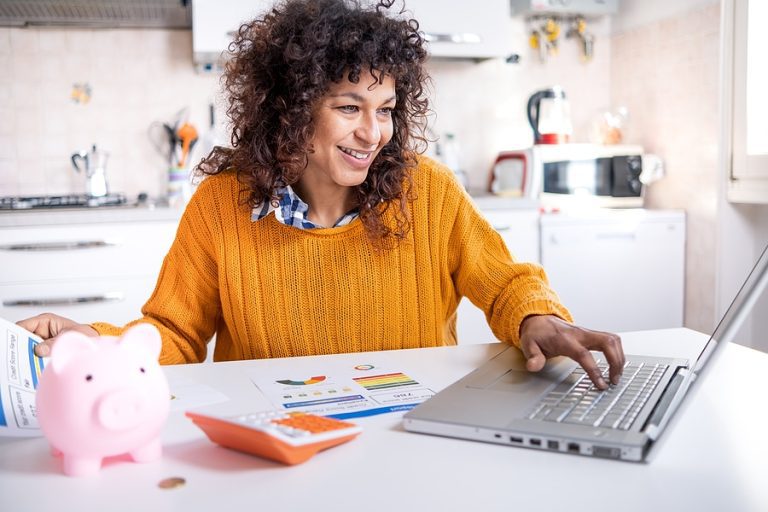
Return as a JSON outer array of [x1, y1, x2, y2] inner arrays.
[[276, 375, 327, 386], [354, 364, 375, 371]]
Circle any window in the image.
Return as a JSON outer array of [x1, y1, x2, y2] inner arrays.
[[729, 0, 768, 203]]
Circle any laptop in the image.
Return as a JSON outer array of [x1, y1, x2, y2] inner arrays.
[[403, 243, 768, 462]]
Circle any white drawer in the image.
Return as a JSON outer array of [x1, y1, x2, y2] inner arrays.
[[0, 277, 158, 326], [0, 222, 176, 284]]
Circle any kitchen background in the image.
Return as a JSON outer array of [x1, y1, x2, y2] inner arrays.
[[0, 0, 766, 347]]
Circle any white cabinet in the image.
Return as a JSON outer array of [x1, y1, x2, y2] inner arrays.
[[540, 209, 686, 333], [192, 0, 514, 68], [192, 0, 272, 69], [456, 207, 687, 344], [456, 208, 540, 344], [403, 0, 514, 59], [0, 221, 177, 326]]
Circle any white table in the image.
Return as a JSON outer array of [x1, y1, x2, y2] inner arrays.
[[1, 328, 767, 512]]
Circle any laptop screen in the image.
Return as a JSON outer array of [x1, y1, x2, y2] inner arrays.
[[693, 243, 768, 374]]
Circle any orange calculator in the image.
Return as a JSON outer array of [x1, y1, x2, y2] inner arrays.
[[185, 410, 362, 465]]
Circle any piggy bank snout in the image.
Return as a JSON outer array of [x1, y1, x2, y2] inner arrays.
[[96, 389, 147, 431]]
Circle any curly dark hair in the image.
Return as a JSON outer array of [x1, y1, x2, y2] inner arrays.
[[199, 0, 430, 244]]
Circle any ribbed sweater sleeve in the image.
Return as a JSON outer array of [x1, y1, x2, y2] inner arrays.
[[421, 158, 572, 347]]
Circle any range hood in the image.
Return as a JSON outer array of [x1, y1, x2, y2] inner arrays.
[[0, 0, 191, 29]]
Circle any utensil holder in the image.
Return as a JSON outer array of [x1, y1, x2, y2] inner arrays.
[[166, 166, 191, 208]]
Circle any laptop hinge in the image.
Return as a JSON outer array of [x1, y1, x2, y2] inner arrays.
[[644, 367, 695, 440]]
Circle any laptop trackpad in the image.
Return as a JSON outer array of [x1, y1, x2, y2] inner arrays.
[[465, 347, 575, 391]]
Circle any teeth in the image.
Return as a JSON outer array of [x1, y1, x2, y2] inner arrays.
[[339, 147, 369, 160]]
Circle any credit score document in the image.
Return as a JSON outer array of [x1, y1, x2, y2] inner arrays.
[[0, 317, 45, 436], [248, 358, 436, 420]]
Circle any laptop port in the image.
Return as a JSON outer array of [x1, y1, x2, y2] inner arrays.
[[494, 433, 502, 439], [509, 436, 523, 443], [547, 440, 560, 450], [593, 446, 622, 459], [567, 442, 580, 453], [529, 438, 542, 447]]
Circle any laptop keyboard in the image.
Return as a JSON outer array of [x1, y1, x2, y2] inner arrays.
[[528, 360, 668, 430]]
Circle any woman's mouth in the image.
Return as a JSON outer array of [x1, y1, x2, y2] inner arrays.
[[338, 146, 373, 160]]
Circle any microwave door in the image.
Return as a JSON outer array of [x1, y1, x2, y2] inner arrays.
[[543, 159, 611, 196]]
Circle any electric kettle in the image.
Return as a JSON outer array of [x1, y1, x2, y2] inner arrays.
[[526, 86, 573, 144], [71, 144, 109, 197]]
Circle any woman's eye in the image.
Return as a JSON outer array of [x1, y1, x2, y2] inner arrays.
[[377, 107, 394, 116], [338, 105, 358, 113]]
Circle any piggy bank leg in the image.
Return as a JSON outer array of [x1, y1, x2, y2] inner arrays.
[[50, 445, 63, 457], [129, 437, 162, 463], [62, 455, 103, 477]]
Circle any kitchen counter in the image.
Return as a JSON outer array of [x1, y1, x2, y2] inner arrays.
[[467, 191, 540, 211], [1, 193, 673, 228], [0, 204, 184, 227], [1, 192, 538, 228]]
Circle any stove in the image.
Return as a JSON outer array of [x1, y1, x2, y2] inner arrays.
[[0, 193, 129, 210]]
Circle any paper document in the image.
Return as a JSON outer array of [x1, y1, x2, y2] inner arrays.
[[167, 375, 230, 412], [248, 361, 435, 420], [1, 317, 45, 437]]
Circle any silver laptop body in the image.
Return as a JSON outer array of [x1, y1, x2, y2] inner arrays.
[[403, 244, 768, 462]]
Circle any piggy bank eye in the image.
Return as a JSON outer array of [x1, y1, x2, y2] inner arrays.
[[140, 367, 146, 374], [85, 374, 93, 382]]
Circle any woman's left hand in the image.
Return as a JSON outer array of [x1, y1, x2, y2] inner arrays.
[[518, 315, 625, 390]]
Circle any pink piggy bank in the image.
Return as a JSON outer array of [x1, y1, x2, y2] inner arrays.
[[35, 323, 170, 477]]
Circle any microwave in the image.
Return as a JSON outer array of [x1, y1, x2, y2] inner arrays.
[[489, 144, 647, 208]]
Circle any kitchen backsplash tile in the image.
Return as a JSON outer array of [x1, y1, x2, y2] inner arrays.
[[15, 159, 46, 195], [37, 29, 65, 53], [610, 1, 720, 334], [0, 109, 11, 135], [9, 27, 37, 55], [0, 159, 15, 189], [0, 28, 9, 55], [0, 27, 221, 198], [0, 135, 13, 160], [1, 18, 612, 198]]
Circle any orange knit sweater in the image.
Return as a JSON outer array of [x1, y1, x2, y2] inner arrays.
[[93, 156, 571, 364]]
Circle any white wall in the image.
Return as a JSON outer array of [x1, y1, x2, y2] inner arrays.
[[751, 215, 768, 349], [610, 1, 721, 334], [0, 28, 223, 200], [715, 0, 768, 351], [612, 0, 720, 34], [717, 203, 768, 350], [0, 17, 613, 199]]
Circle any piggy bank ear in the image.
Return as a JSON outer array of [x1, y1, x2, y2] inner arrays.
[[119, 323, 162, 359], [49, 331, 98, 374]]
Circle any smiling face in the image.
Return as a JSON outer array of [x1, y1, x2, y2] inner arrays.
[[299, 72, 396, 199]]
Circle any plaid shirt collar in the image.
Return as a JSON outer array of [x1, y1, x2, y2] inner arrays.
[[251, 185, 359, 229]]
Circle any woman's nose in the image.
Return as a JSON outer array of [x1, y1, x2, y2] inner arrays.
[[355, 112, 381, 144]]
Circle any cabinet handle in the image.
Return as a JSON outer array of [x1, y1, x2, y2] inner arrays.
[[3, 292, 124, 307], [492, 225, 511, 231], [422, 32, 482, 44], [0, 240, 119, 251], [596, 232, 637, 240]]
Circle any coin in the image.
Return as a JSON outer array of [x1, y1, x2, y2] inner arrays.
[[158, 477, 186, 490]]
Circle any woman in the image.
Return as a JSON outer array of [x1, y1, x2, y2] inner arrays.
[[21, 0, 623, 389]]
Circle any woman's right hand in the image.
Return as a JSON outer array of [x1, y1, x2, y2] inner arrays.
[[17, 313, 98, 358]]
